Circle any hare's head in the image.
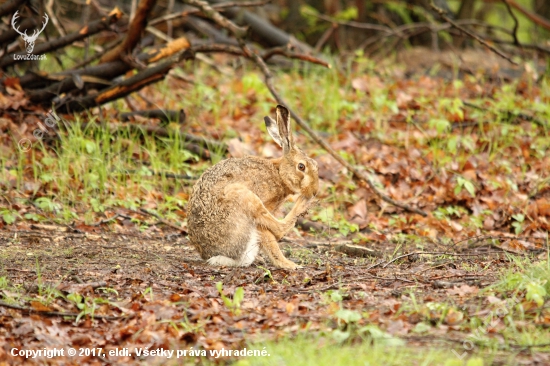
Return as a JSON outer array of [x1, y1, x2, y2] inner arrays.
[[264, 105, 319, 199]]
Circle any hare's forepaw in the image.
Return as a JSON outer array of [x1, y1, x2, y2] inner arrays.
[[297, 198, 319, 217]]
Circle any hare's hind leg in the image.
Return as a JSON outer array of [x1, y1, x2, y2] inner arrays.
[[258, 228, 299, 269], [224, 183, 309, 240]]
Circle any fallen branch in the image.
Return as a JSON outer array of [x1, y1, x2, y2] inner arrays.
[[149, 0, 269, 26], [137, 208, 186, 232], [120, 109, 186, 123], [25, 36, 190, 102], [207, 0, 313, 52], [100, 0, 157, 63], [0, 0, 27, 18], [382, 251, 505, 268], [262, 46, 331, 68], [321, 242, 382, 258], [0, 301, 129, 320]]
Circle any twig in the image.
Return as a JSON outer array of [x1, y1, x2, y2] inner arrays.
[[46, 0, 67, 37], [119, 109, 186, 124], [304, 10, 392, 33], [262, 46, 331, 68], [100, 0, 157, 63], [428, 273, 487, 281], [91, 213, 120, 226], [463, 101, 548, 128], [149, 0, 270, 26], [503, 0, 550, 31], [430, 2, 518, 66], [70, 38, 124, 70], [502, 0, 520, 46], [382, 251, 505, 268], [112, 168, 194, 180], [259, 55, 427, 214], [0, 301, 130, 320], [183, 0, 248, 38], [137, 208, 186, 232]]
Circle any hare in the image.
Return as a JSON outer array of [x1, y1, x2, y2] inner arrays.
[[187, 105, 319, 269]]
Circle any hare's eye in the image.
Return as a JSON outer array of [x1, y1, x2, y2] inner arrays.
[[298, 163, 305, 171]]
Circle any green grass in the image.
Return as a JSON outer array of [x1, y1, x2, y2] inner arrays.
[[233, 335, 492, 366]]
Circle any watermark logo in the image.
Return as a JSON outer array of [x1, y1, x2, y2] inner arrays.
[[11, 10, 48, 60], [18, 110, 63, 152], [451, 296, 521, 359]]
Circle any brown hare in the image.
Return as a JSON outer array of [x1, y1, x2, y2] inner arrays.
[[187, 105, 319, 269]]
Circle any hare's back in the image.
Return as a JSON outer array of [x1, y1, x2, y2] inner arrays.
[[189, 157, 287, 213]]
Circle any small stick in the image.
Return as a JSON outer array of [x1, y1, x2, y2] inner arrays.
[[91, 213, 120, 227], [137, 208, 186, 232], [502, 0, 520, 46], [382, 251, 505, 268], [0, 301, 130, 320], [149, 0, 270, 26]]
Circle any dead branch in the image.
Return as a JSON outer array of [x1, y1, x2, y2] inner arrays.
[[207, 0, 313, 52], [119, 109, 186, 123], [0, 0, 28, 18], [501, 0, 550, 31], [25, 36, 190, 103], [183, 0, 247, 38], [502, 0, 520, 46], [0, 300, 130, 320], [100, 0, 158, 63], [70, 38, 124, 70], [138, 208, 186, 232], [430, 3, 518, 66], [304, 9, 393, 33], [55, 56, 177, 112], [335, 243, 382, 258], [149, 0, 270, 26], [262, 46, 331, 68]]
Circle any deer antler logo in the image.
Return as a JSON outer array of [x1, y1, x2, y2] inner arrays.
[[11, 10, 49, 54]]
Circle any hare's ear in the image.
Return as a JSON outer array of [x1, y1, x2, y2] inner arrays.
[[275, 105, 292, 153], [264, 116, 283, 148]]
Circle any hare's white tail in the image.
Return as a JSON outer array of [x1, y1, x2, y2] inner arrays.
[[207, 228, 258, 267]]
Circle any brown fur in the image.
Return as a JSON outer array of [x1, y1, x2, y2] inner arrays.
[[187, 105, 319, 269]]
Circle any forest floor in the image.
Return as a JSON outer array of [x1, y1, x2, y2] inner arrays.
[[1, 48, 549, 365]]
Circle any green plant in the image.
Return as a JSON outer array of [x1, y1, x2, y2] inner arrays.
[[216, 282, 244, 315], [0, 209, 18, 224], [511, 213, 525, 235], [67, 293, 98, 322], [455, 176, 476, 197]]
